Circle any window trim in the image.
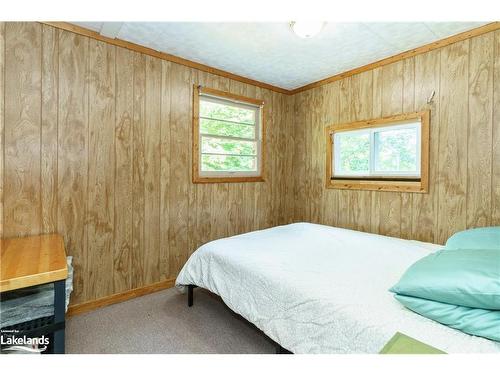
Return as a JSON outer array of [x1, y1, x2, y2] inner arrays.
[[192, 85, 265, 183], [325, 111, 430, 193]]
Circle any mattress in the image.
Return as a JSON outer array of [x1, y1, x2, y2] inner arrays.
[[175, 222, 500, 353]]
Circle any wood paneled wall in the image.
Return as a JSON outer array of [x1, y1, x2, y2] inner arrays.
[[0, 22, 294, 305], [292, 30, 500, 245], [1, 22, 499, 306]]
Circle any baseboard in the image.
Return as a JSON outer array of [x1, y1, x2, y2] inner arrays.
[[67, 278, 176, 317]]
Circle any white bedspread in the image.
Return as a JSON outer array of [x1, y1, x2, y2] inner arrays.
[[175, 223, 500, 353]]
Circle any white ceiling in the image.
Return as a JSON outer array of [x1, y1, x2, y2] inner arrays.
[[73, 22, 487, 90]]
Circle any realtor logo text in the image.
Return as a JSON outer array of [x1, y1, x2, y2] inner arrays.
[[1, 335, 50, 346]]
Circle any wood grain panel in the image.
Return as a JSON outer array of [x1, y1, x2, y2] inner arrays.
[[292, 92, 304, 222], [437, 41, 469, 244], [132, 52, 146, 288], [114, 46, 134, 292], [493, 31, 500, 224], [87, 39, 115, 300], [4, 22, 41, 237], [159, 60, 172, 278], [412, 50, 441, 242], [302, 89, 313, 223], [144, 55, 161, 284], [187, 69, 198, 256], [0, 22, 4, 239], [41, 24, 59, 234], [57, 30, 89, 304], [309, 85, 324, 224], [186, 78, 196, 255], [467, 33, 493, 228], [168, 63, 191, 278], [283, 92, 295, 224], [278, 91, 289, 225], [321, 82, 340, 227], [270, 91, 281, 226]]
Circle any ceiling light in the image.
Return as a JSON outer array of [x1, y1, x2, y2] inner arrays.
[[290, 21, 325, 38]]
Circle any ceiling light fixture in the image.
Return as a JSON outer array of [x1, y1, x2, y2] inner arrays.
[[290, 21, 325, 38]]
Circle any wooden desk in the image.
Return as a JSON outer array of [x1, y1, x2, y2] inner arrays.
[[1, 234, 68, 354], [1, 234, 68, 292]]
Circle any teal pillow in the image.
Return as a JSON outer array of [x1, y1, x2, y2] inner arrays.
[[445, 227, 500, 250], [395, 294, 500, 342], [390, 249, 500, 309]]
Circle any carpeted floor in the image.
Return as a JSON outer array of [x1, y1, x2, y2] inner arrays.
[[66, 287, 276, 354]]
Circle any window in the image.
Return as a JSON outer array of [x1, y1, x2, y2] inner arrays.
[[193, 86, 265, 183], [326, 111, 429, 193], [334, 123, 421, 178]]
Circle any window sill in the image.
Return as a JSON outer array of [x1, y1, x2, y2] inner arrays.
[[193, 176, 265, 184], [326, 178, 428, 193]]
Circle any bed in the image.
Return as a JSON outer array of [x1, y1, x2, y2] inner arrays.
[[175, 222, 500, 354]]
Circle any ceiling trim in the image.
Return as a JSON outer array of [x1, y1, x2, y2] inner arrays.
[[40, 21, 291, 95], [289, 21, 500, 94], [41, 21, 500, 96]]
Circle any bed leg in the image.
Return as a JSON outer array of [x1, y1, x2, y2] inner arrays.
[[188, 285, 194, 307]]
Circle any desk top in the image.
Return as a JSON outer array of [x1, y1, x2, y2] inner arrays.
[[0, 234, 68, 292]]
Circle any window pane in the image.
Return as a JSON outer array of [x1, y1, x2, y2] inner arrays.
[[200, 118, 255, 139], [201, 136, 257, 156], [200, 100, 255, 124], [374, 127, 418, 173], [201, 154, 257, 172], [335, 132, 370, 175]]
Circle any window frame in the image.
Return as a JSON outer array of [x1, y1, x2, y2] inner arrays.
[[325, 111, 430, 193], [192, 85, 265, 183]]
